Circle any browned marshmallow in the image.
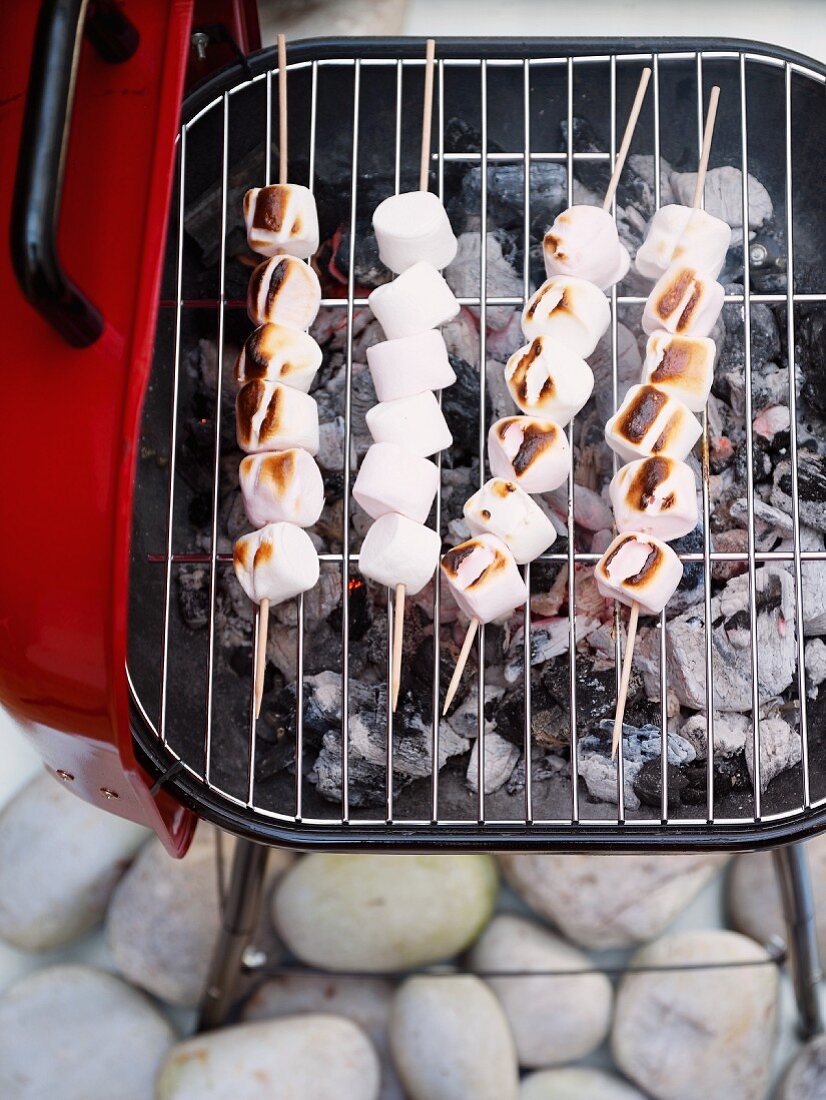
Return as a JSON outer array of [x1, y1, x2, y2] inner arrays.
[[605, 384, 702, 463], [247, 255, 321, 330], [441, 533, 528, 623], [487, 416, 570, 494], [641, 332, 715, 413], [641, 264, 724, 337], [235, 323, 322, 392], [594, 532, 683, 615], [236, 379, 319, 455], [243, 185, 319, 258]]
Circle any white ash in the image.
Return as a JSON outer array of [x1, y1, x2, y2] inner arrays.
[[445, 233, 523, 329], [678, 711, 751, 759], [772, 452, 826, 533], [670, 165, 772, 229], [628, 153, 677, 207], [805, 639, 826, 698], [636, 565, 798, 711], [466, 734, 521, 795], [504, 616, 602, 684], [486, 356, 517, 423], [577, 723, 696, 810], [744, 713, 801, 792], [450, 685, 505, 741]]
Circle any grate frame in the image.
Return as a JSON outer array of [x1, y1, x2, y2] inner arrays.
[[130, 37, 826, 851]]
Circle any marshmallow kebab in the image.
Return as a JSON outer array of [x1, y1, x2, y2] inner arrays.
[[598, 85, 729, 759], [355, 39, 460, 710], [440, 69, 657, 715], [233, 35, 326, 719]]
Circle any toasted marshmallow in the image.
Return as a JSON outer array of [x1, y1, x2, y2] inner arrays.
[[236, 379, 319, 455], [521, 275, 611, 357], [235, 323, 322, 392], [366, 329, 456, 403], [605, 384, 702, 463], [488, 416, 569, 494], [635, 204, 732, 280], [641, 264, 724, 338], [372, 191, 458, 274], [441, 534, 528, 623], [247, 255, 321, 330], [359, 513, 441, 595], [543, 205, 631, 289], [353, 442, 439, 524], [594, 532, 683, 615], [505, 337, 594, 426], [609, 457, 698, 541], [243, 185, 320, 259], [641, 332, 715, 412], [239, 449, 324, 529], [365, 390, 453, 458], [369, 261, 460, 340], [233, 522, 320, 606], [464, 478, 556, 564]]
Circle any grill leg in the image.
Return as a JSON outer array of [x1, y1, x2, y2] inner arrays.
[[197, 837, 270, 1032], [773, 843, 824, 1039]]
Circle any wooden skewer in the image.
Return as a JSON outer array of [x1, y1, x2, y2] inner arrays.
[[388, 40, 437, 711], [391, 583, 405, 710], [611, 600, 639, 760], [252, 34, 290, 720], [443, 616, 480, 715], [602, 67, 652, 212], [692, 85, 721, 210], [419, 38, 436, 192], [254, 598, 270, 720], [277, 33, 288, 187], [610, 87, 721, 762]]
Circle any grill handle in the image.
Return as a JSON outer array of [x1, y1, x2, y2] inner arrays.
[[10, 0, 138, 348]]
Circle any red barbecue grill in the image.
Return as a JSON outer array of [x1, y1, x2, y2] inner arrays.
[[2, 0, 826, 1032]]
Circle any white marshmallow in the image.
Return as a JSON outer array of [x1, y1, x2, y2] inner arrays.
[[368, 261, 460, 340], [366, 329, 456, 403], [505, 337, 594, 425], [464, 478, 556, 564], [243, 185, 320, 259], [543, 205, 631, 289], [239, 449, 324, 529], [521, 275, 611, 357], [488, 416, 569, 494], [441, 534, 528, 624], [236, 379, 319, 455], [359, 513, 441, 594], [594, 531, 683, 616], [247, 255, 321, 330], [605, 384, 702, 463], [365, 390, 453, 458], [353, 442, 439, 524], [641, 332, 715, 412], [641, 264, 725, 337], [235, 323, 322, 392], [609, 457, 698, 541], [233, 522, 320, 606], [372, 191, 458, 274], [635, 204, 732, 280]]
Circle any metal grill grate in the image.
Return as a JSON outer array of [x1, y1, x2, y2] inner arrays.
[[128, 39, 826, 850]]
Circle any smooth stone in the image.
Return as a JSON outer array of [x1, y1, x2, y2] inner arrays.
[[106, 824, 291, 1007], [157, 1014, 380, 1100], [273, 854, 498, 970], [777, 1034, 826, 1099], [520, 1067, 647, 1100], [500, 852, 727, 949], [468, 913, 612, 1067], [243, 974, 404, 1100], [0, 965, 174, 1100], [390, 975, 518, 1100], [0, 773, 148, 950], [612, 930, 778, 1100], [727, 835, 826, 956]]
